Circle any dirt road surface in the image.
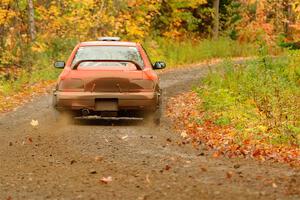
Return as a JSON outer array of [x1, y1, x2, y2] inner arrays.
[[0, 65, 299, 200]]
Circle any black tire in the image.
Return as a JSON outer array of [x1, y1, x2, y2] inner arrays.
[[150, 89, 163, 126]]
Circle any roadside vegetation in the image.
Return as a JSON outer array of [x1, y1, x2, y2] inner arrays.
[[196, 53, 300, 146], [144, 38, 259, 67], [167, 53, 300, 165]]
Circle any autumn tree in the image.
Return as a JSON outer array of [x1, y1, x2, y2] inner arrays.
[[1, 0, 300, 70]]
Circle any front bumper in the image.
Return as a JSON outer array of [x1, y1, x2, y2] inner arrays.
[[53, 91, 158, 111]]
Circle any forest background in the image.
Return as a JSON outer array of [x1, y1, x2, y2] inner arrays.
[[1, 0, 300, 88]]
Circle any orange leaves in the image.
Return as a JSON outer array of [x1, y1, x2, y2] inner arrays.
[[0, 0, 16, 26], [167, 92, 300, 166]]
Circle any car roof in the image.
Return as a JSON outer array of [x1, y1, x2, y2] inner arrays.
[[79, 41, 138, 47]]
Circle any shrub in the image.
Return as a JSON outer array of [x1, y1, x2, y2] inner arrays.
[[196, 52, 300, 145]]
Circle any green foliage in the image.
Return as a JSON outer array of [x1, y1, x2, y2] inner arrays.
[[0, 37, 75, 96], [144, 37, 258, 66], [196, 51, 300, 145], [215, 116, 231, 126]]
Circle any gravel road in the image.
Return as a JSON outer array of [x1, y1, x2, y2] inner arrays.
[[0, 64, 299, 200]]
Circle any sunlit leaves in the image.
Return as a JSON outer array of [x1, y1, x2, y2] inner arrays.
[[0, 0, 16, 25]]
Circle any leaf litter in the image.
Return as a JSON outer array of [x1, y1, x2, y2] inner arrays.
[[167, 92, 300, 167]]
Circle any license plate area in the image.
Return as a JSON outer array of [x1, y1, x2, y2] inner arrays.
[[95, 99, 118, 111]]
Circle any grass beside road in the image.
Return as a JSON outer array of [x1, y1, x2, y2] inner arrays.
[[166, 51, 300, 165], [195, 53, 300, 146], [167, 51, 300, 166], [144, 37, 260, 67]]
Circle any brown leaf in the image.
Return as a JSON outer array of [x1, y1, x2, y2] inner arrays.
[[165, 165, 171, 171], [70, 160, 76, 165], [233, 164, 240, 169], [226, 171, 234, 179], [200, 167, 208, 172]]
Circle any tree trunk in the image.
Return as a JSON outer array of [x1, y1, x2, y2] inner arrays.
[[27, 0, 36, 41], [213, 0, 220, 39], [284, 1, 293, 38]]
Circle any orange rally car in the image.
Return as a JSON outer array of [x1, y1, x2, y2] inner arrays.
[[52, 37, 166, 125]]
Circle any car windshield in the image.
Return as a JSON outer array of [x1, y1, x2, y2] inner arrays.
[[72, 46, 144, 68]]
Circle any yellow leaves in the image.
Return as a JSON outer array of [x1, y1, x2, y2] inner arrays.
[[187, 0, 207, 8], [31, 42, 47, 53], [169, 0, 207, 9], [0, 0, 16, 25], [292, 1, 300, 22], [257, 125, 268, 133]]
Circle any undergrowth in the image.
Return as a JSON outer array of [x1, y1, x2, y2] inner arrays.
[[195, 51, 300, 146], [144, 37, 259, 67]]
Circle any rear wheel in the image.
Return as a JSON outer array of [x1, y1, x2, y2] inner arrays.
[[147, 89, 162, 126]]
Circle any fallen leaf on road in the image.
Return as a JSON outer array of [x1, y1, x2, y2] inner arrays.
[[94, 156, 103, 162], [70, 160, 76, 165], [200, 167, 208, 172], [233, 164, 241, 169], [103, 137, 109, 143], [272, 183, 278, 188], [146, 174, 150, 184], [100, 176, 113, 184], [198, 152, 205, 156], [30, 119, 39, 128], [226, 171, 234, 179], [121, 135, 128, 140], [165, 165, 171, 171], [181, 131, 188, 138]]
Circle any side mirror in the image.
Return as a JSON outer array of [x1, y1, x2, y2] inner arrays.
[[54, 61, 65, 69], [153, 61, 166, 70]]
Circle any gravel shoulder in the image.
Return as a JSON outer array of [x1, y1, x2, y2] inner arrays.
[[0, 64, 299, 200]]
